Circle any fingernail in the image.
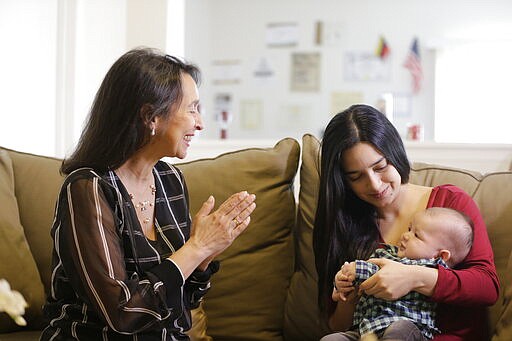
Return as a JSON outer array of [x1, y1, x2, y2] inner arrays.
[[208, 195, 213, 202]]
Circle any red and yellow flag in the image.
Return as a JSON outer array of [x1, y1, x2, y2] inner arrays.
[[375, 36, 390, 60]]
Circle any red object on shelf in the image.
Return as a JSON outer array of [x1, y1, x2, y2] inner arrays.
[[220, 111, 229, 139]]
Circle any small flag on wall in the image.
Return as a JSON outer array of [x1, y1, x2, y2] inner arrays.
[[403, 37, 423, 93], [375, 36, 390, 60]]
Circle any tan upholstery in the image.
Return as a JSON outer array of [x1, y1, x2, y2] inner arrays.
[[0, 135, 510, 340], [5, 149, 63, 297], [177, 138, 300, 341], [493, 251, 512, 341], [284, 134, 329, 340], [186, 302, 212, 341], [0, 150, 46, 332]]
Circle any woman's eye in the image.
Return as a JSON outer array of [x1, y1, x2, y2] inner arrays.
[[347, 175, 361, 182], [375, 164, 388, 172], [188, 104, 200, 114]]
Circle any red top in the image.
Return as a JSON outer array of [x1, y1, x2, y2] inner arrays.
[[428, 185, 499, 340]]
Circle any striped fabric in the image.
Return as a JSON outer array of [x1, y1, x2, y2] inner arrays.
[[352, 245, 447, 339], [41, 161, 216, 340]]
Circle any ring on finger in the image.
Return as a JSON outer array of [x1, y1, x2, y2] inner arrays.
[[233, 217, 242, 225]]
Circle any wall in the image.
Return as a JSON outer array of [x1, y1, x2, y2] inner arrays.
[[184, 0, 512, 141], [1, 0, 510, 159]]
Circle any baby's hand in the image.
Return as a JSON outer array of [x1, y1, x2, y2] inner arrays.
[[332, 262, 356, 302], [341, 261, 356, 281]]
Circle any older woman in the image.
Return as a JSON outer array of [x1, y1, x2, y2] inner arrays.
[[313, 104, 498, 340], [41, 48, 256, 340]]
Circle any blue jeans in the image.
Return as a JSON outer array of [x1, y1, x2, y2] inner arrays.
[[320, 320, 427, 341]]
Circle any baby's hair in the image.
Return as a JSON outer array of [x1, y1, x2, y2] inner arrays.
[[425, 207, 474, 266]]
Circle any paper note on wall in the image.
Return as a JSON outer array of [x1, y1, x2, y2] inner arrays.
[[252, 57, 277, 86], [343, 52, 390, 81], [290, 52, 321, 92], [266, 23, 299, 47], [240, 99, 263, 130], [212, 60, 242, 85], [315, 21, 345, 47], [277, 103, 312, 129]]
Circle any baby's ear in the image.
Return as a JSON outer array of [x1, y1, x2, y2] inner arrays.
[[438, 249, 451, 263]]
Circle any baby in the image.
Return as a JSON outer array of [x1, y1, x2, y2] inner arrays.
[[324, 207, 473, 341]]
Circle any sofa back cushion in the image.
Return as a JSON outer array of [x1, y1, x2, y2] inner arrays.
[[6, 148, 64, 297], [283, 134, 330, 340], [0, 148, 47, 331], [494, 251, 512, 340], [176, 138, 300, 341]]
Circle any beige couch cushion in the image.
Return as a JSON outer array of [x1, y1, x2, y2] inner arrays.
[[6, 149, 63, 297], [0, 149, 46, 331], [472, 172, 512, 334], [177, 138, 300, 341], [493, 250, 512, 341], [409, 162, 482, 195], [284, 134, 330, 340], [186, 302, 212, 341]]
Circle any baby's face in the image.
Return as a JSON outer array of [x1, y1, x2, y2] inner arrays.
[[397, 211, 446, 260]]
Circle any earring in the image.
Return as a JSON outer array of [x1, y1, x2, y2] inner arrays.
[[151, 127, 155, 136]]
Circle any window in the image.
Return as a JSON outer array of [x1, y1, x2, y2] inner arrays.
[[435, 40, 512, 143], [0, 0, 58, 156]]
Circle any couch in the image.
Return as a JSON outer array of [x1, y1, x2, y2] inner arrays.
[[1, 134, 511, 341]]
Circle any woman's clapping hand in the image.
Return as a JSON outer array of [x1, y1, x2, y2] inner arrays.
[[190, 191, 256, 267]]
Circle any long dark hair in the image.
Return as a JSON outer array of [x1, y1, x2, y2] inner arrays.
[[61, 47, 201, 174], [312, 104, 410, 316]]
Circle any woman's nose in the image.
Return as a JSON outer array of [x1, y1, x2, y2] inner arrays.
[[367, 172, 381, 190], [195, 113, 204, 130]]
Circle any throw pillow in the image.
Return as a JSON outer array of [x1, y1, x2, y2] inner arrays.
[[283, 134, 330, 340], [473, 172, 512, 333], [0, 149, 46, 331], [177, 138, 300, 341], [7, 149, 63, 295], [493, 250, 512, 341]]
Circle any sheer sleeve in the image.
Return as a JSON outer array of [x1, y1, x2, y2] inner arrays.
[[57, 176, 182, 334]]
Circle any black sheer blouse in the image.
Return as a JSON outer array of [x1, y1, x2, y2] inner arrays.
[[41, 161, 217, 340]]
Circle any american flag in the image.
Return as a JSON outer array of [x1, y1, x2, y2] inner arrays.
[[403, 38, 422, 93]]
